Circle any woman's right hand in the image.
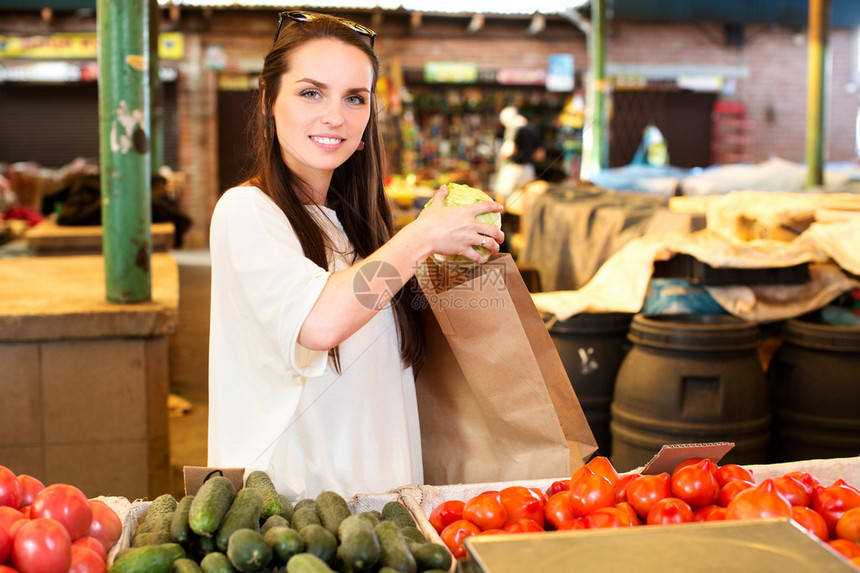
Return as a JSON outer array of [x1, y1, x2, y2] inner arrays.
[[410, 185, 505, 265]]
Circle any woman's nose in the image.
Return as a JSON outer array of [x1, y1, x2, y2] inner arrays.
[[321, 103, 344, 126]]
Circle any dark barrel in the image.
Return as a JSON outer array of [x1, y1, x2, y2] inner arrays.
[[610, 313, 771, 472], [767, 316, 860, 463], [547, 312, 633, 457]]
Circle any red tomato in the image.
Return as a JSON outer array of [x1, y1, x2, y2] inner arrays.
[[714, 464, 754, 488], [544, 491, 575, 530], [502, 518, 544, 534], [30, 484, 92, 541], [69, 544, 106, 573], [15, 476, 44, 509], [12, 517, 72, 573], [0, 522, 10, 563], [462, 494, 507, 531], [567, 468, 615, 518], [671, 459, 720, 510], [717, 479, 755, 507], [626, 473, 672, 519], [726, 478, 792, 521], [812, 479, 860, 538], [614, 473, 640, 504], [529, 488, 547, 506], [694, 504, 727, 522], [785, 471, 823, 499], [555, 518, 587, 531], [828, 539, 860, 560], [85, 500, 122, 553], [0, 567, 17, 572], [72, 536, 108, 562], [500, 486, 544, 527], [9, 517, 27, 538], [647, 497, 694, 525], [836, 506, 860, 543], [584, 506, 633, 529], [615, 502, 643, 525], [579, 456, 621, 487], [428, 500, 465, 534], [0, 506, 25, 532], [791, 506, 829, 542], [773, 474, 811, 508], [545, 480, 570, 499], [477, 528, 505, 536], [0, 467, 22, 510], [440, 519, 481, 559], [672, 458, 715, 475]]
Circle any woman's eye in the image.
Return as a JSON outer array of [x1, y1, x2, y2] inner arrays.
[[300, 89, 321, 99], [347, 94, 366, 105]]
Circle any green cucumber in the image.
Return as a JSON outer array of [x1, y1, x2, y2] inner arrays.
[[408, 541, 453, 572], [144, 494, 179, 533], [189, 476, 237, 538], [199, 551, 236, 573], [298, 523, 337, 565], [293, 499, 316, 512], [261, 514, 290, 535], [375, 520, 417, 573], [225, 528, 272, 573], [357, 511, 381, 527], [264, 525, 305, 564], [171, 557, 204, 573], [399, 526, 426, 544], [291, 506, 322, 531], [244, 470, 284, 519], [285, 553, 335, 573], [170, 495, 195, 544], [215, 487, 263, 552], [150, 511, 176, 545], [278, 494, 295, 523], [314, 491, 351, 537], [381, 501, 416, 530], [337, 514, 380, 572], [131, 530, 151, 548], [190, 535, 218, 560], [110, 543, 186, 573]]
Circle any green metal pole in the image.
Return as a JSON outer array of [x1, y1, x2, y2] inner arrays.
[[149, 0, 164, 174], [805, 0, 830, 188], [582, 0, 608, 180], [97, 0, 152, 303]]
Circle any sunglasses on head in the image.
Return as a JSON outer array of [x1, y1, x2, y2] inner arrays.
[[274, 10, 377, 49]]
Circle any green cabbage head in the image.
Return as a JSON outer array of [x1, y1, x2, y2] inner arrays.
[[424, 182, 502, 265]]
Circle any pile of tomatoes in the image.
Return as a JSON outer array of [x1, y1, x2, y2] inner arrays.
[[0, 465, 123, 573], [428, 456, 860, 568]]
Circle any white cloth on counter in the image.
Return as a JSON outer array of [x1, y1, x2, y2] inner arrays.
[[532, 219, 860, 323], [208, 186, 423, 500], [681, 156, 858, 196]]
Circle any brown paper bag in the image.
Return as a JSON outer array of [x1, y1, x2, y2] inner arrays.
[[414, 253, 597, 485]]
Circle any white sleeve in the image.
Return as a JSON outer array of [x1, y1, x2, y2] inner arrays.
[[210, 187, 330, 377]]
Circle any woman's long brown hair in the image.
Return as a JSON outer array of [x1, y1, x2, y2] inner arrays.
[[246, 13, 424, 373]]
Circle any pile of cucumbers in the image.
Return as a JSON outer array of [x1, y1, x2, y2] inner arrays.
[[109, 470, 453, 573]]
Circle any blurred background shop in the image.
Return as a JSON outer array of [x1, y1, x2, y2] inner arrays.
[[2, 0, 860, 502]]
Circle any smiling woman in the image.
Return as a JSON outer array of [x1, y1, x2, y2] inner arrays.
[[206, 11, 504, 500]]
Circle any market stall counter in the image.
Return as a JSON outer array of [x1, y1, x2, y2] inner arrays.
[[24, 216, 175, 256], [0, 253, 178, 501]]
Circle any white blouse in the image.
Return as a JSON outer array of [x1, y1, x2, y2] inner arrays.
[[207, 185, 423, 499]]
